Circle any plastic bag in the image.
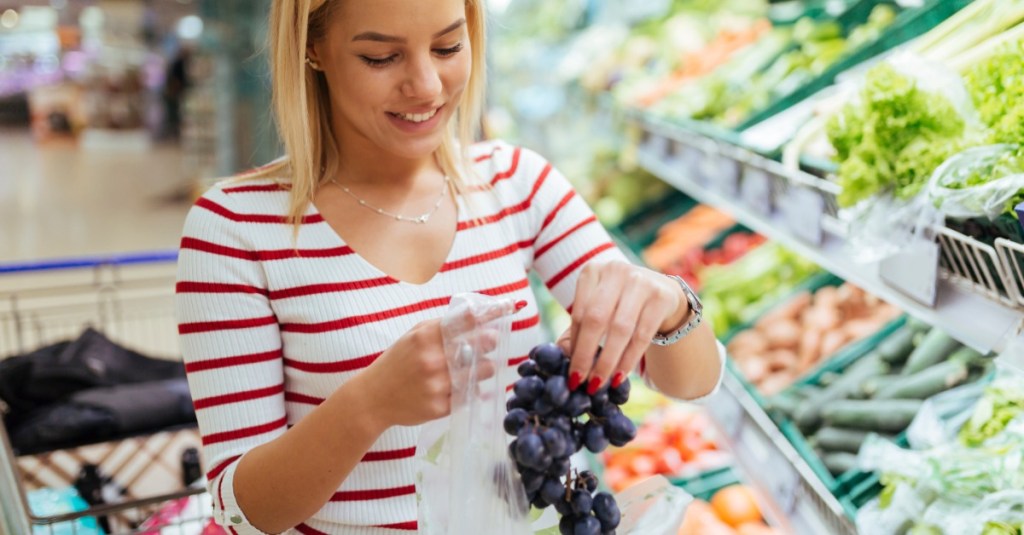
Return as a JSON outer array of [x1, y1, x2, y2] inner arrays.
[[906, 379, 991, 450], [416, 293, 693, 535], [927, 144, 1024, 219]]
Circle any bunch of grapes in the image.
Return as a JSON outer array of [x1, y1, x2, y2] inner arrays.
[[503, 343, 637, 535]]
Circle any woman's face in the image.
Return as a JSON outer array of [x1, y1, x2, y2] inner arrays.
[[308, 0, 472, 161]]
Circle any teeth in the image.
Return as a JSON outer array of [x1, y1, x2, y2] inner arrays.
[[396, 108, 438, 123]]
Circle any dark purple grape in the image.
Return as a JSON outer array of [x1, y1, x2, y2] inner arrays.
[[592, 492, 620, 530], [574, 515, 601, 535], [578, 471, 598, 492], [507, 395, 530, 412], [549, 414, 573, 434], [565, 391, 592, 417], [541, 428, 570, 459], [534, 397, 556, 416], [583, 422, 609, 453], [508, 439, 518, 461], [520, 468, 544, 494], [605, 413, 637, 447], [547, 456, 572, 478], [570, 489, 593, 515], [515, 434, 548, 470], [553, 497, 574, 516], [609, 377, 630, 405], [540, 478, 566, 504], [532, 343, 565, 376], [571, 426, 585, 452], [518, 360, 539, 377], [545, 375, 571, 407], [591, 398, 617, 418], [514, 376, 546, 403], [504, 408, 529, 435], [559, 514, 577, 535], [590, 388, 609, 408], [531, 493, 551, 509]]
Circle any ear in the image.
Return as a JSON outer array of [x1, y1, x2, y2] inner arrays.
[[306, 41, 322, 69]]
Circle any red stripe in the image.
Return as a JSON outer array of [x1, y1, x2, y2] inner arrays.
[[178, 315, 277, 335], [223, 183, 289, 193], [176, 281, 268, 296], [285, 391, 325, 405], [512, 315, 540, 331], [196, 197, 323, 224], [441, 239, 533, 273], [296, 524, 327, 535], [269, 276, 397, 300], [491, 147, 521, 185], [205, 455, 241, 481], [474, 152, 494, 162], [546, 243, 616, 288], [375, 521, 418, 530], [193, 384, 284, 410], [540, 190, 576, 232], [331, 485, 416, 502], [535, 215, 598, 260], [479, 278, 530, 296], [180, 237, 354, 262], [284, 352, 382, 373], [229, 527, 240, 535], [185, 349, 282, 373], [216, 471, 226, 511], [202, 416, 288, 446], [281, 297, 450, 333], [508, 355, 529, 366], [458, 163, 551, 231], [362, 447, 417, 462]]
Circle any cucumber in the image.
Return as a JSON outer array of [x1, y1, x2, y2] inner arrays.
[[876, 360, 970, 400], [814, 427, 872, 453], [902, 329, 961, 375], [822, 452, 859, 475], [794, 353, 889, 432], [948, 346, 986, 368], [819, 371, 841, 387], [877, 327, 918, 366], [766, 391, 802, 418], [861, 375, 901, 398], [822, 399, 922, 432]]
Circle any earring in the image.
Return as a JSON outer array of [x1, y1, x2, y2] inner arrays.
[[305, 56, 321, 70]]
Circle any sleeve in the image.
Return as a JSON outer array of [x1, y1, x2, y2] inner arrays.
[[522, 148, 724, 400], [175, 186, 283, 535]]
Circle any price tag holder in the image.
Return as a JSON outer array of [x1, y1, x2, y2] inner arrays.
[[879, 237, 940, 306], [740, 168, 773, 217], [780, 186, 825, 245]]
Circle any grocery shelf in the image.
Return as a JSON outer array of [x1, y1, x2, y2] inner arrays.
[[633, 119, 1024, 356], [705, 371, 857, 535]]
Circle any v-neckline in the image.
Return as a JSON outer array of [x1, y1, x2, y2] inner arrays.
[[310, 194, 464, 288]]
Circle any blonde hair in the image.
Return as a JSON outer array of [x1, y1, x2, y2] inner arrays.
[[249, 0, 487, 229]]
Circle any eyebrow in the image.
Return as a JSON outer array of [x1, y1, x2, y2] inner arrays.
[[352, 18, 466, 43]]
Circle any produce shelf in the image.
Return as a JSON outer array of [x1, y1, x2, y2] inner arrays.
[[632, 118, 1024, 356], [706, 370, 857, 535]]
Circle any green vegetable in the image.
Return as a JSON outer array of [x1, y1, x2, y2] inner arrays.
[[814, 427, 879, 454], [960, 379, 1024, 446], [861, 375, 901, 398], [981, 521, 1022, 535], [766, 391, 802, 419], [794, 353, 889, 432], [902, 329, 962, 375], [876, 360, 970, 400], [822, 399, 922, 432], [822, 451, 859, 475], [827, 64, 967, 206], [877, 325, 921, 365]]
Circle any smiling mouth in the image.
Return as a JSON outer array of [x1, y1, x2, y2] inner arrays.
[[388, 107, 440, 123]]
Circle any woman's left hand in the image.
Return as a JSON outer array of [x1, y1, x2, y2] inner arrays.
[[556, 260, 689, 395]]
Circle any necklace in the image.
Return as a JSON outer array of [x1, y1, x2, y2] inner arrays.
[[331, 175, 450, 224]]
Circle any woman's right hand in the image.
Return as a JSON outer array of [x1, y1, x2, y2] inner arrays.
[[359, 298, 521, 428]]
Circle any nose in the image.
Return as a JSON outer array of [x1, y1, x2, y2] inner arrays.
[[401, 53, 442, 100]]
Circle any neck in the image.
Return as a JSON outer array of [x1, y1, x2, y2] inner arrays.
[[332, 127, 440, 191]]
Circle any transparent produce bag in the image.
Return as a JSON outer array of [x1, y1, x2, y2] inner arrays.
[[927, 144, 1024, 219], [415, 293, 692, 535]]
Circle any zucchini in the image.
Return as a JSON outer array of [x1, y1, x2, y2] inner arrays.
[[877, 327, 918, 366], [875, 360, 970, 400], [822, 399, 922, 432], [794, 353, 889, 432], [814, 427, 873, 453], [822, 452, 859, 475], [766, 391, 802, 418], [948, 346, 986, 367], [902, 329, 962, 375], [861, 375, 901, 398], [819, 371, 841, 387]]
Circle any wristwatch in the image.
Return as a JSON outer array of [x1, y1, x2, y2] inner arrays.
[[651, 275, 703, 346]]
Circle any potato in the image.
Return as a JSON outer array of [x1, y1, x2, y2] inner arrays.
[[738, 357, 769, 383], [766, 349, 798, 372], [843, 318, 881, 341], [728, 330, 769, 356], [819, 330, 849, 358], [761, 319, 802, 350], [759, 291, 812, 324], [758, 371, 796, 396], [804, 304, 841, 331], [798, 329, 822, 372]]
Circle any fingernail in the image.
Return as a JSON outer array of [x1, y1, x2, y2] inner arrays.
[[514, 300, 528, 311], [611, 372, 626, 388], [587, 376, 603, 395], [569, 371, 583, 391]]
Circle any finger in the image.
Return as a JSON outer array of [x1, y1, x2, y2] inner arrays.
[[568, 263, 601, 353], [448, 328, 501, 369], [615, 303, 664, 387], [570, 266, 627, 392], [590, 272, 647, 391], [555, 328, 572, 355]]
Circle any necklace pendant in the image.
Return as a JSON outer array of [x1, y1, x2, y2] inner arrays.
[[416, 215, 428, 224]]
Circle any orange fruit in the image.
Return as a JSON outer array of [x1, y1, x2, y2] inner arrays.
[[710, 485, 762, 527]]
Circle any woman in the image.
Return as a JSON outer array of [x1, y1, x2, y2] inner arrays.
[[175, 1, 723, 533]]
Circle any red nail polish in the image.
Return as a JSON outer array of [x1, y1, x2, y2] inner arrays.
[[569, 371, 583, 391], [587, 377, 603, 395], [514, 300, 528, 311], [611, 372, 626, 388]]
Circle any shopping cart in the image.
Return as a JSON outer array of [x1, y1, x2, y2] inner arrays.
[[0, 252, 218, 535]]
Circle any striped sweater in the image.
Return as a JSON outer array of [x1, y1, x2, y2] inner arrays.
[[175, 140, 631, 534]]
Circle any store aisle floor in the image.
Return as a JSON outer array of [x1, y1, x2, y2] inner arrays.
[[0, 128, 194, 263]]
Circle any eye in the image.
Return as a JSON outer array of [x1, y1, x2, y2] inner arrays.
[[434, 42, 463, 57], [360, 55, 397, 68]]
